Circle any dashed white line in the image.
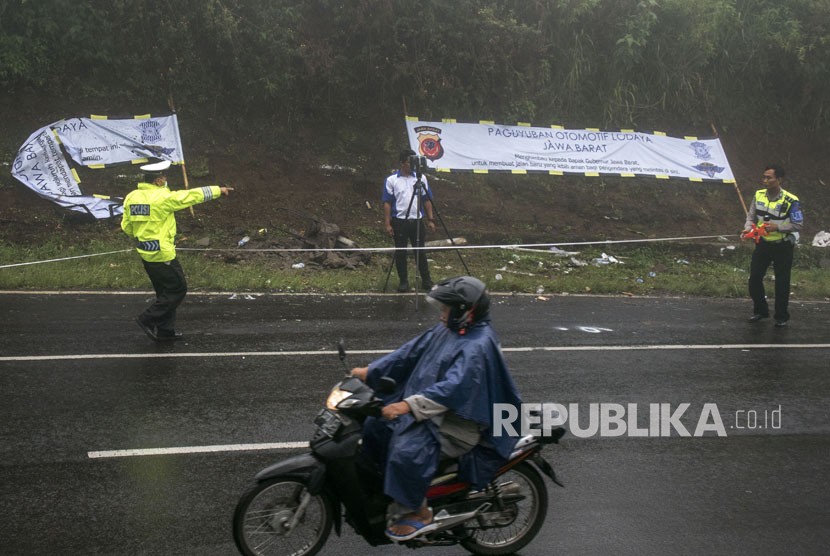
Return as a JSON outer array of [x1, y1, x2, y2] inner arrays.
[[4, 344, 830, 363], [88, 442, 308, 459], [10, 344, 821, 459]]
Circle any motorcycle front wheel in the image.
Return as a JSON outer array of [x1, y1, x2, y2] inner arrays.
[[233, 478, 333, 556], [460, 461, 548, 556]]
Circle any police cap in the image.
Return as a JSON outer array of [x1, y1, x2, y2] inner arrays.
[[139, 160, 172, 173]]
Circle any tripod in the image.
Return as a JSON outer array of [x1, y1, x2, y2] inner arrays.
[[382, 167, 469, 296]]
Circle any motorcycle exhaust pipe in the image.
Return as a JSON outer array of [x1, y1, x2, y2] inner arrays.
[[467, 481, 522, 500]]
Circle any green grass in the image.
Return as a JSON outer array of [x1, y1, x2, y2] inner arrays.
[[2, 239, 828, 300]]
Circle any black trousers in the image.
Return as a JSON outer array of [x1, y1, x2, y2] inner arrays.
[[391, 218, 432, 285], [140, 258, 187, 334], [748, 240, 794, 321]]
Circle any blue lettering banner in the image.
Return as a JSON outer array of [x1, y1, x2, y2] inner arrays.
[[406, 118, 735, 182]]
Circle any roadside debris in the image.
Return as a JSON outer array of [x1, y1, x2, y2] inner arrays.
[[425, 237, 467, 247], [225, 212, 371, 270], [548, 246, 580, 256], [319, 163, 357, 175], [811, 231, 830, 247], [591, 252, 621, 266], [336, 236, 356, 248], [569, 257, 588, 267]]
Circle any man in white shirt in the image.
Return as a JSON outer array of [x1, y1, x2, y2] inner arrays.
[[382, 149, 436, 292]]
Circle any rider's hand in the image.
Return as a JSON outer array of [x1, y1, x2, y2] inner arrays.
[[350, 367, 368, 381], [382, 401, 411, 420]]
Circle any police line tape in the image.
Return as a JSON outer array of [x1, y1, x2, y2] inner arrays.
[[0, 249, 134, 269], [0, 234, 735, 269]]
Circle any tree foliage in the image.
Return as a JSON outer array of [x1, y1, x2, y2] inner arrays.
[[1, 0, 828, 142]]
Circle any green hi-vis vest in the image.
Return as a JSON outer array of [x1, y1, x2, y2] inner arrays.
[[752, 188, 800, 243], [121, 183, 222, 262]]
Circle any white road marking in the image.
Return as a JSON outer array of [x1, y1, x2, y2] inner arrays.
[[88, 442, 308, 459], [4, 343, 820, 460], [4, 344, 830, 363]]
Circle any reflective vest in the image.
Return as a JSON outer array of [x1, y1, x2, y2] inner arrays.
[[121, 183, 222, 262], [752, 188, 800, 243]]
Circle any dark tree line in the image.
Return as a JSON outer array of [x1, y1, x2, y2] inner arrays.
[[2, 0, 828, 146]]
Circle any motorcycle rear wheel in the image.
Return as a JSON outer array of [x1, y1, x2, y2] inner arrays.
[[233, 478, 333, 556], [460, 462, 548, 556]]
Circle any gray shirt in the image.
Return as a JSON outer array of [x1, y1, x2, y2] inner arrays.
[[405, 394, 482, 457]]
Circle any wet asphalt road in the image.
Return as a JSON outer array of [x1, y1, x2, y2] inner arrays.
[[1, 292, 829, 556]]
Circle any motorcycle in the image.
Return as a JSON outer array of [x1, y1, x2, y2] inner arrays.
[[232, 344, 564, 556]]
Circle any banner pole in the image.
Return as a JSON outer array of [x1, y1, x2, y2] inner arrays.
[[710, 122, 748, 216], [180, 161, 195, 217], [168, 94, 195, 217]]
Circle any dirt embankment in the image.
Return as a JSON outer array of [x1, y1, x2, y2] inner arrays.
[[1, 114, 828, 248]]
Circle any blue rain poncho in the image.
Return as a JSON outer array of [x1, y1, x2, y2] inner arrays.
[[363, 318, 522, 509]]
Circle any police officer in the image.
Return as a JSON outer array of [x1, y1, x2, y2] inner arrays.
[[743, 164, 803, 327], [121, 160, 233, 341]]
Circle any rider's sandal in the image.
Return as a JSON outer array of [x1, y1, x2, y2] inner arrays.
[[385, 515, 438, 542]]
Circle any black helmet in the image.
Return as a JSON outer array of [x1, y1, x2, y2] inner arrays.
[[427, 276, 491, 333]]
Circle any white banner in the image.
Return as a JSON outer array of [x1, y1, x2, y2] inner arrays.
[[54, 114, 184, 167], [11, 125, 122, 219], [12, 127, 81, 197], [11, 114, 184, 219], [406, 118, 735, 182]]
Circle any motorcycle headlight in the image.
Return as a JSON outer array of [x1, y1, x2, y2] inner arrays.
[[326, 386, 353, 410]]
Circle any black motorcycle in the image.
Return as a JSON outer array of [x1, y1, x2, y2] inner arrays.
[[233, 346, 564, 556]]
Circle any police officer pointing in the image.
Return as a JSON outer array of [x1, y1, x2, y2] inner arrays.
[[121, 160, 233, 341]]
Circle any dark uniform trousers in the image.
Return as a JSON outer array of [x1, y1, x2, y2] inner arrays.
[[391, 217, 432, 285], [141, 258, 187, 335], [748, 240, 794, 322]]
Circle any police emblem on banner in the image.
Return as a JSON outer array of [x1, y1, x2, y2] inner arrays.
[[139, 120, 163, 143], [414, 126, 444, 161], [693, 162, 725, 178], [690, 141, 712, 161]]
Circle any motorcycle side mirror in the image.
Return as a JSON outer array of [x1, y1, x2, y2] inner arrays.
[[377, 377, 397, 394], [337, 340, 348, 373]]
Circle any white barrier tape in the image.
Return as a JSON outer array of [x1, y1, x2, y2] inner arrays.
[[0, 249, 133, 269], [1, 234, 735, 269], [177, 234, 735, 253]]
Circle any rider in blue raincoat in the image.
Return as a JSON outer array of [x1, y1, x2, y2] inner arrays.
[[350, 276, 522, 541]]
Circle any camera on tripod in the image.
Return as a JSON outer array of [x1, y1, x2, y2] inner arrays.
[[409, 154, 429, 176]]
